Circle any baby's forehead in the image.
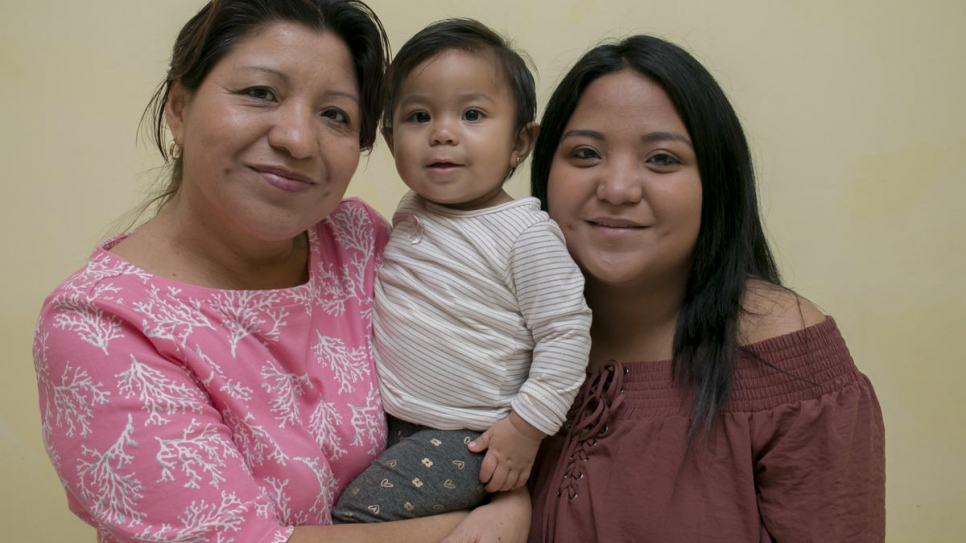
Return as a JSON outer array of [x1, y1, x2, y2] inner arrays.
[[404, 46, 504, 79], [394, 48, 513, 98]]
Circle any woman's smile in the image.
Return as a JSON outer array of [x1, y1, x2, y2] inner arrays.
[[251, 164, 317, 193]]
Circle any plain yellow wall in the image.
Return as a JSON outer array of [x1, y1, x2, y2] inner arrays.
[[2, 0, 963, 540]]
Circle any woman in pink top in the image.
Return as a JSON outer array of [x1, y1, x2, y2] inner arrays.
[[524, 35, 885, 542], [32, 1, 527, 542]]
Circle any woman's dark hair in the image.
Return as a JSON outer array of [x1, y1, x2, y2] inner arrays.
[[143, 0, 389, 207], [532, 35, 781, 438], [382, 17, 536, 176]]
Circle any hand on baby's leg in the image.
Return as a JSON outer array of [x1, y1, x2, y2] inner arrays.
[[467, 411, 545, 492]]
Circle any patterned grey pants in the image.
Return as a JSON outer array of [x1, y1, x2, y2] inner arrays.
[[332, 416, 489, 523]]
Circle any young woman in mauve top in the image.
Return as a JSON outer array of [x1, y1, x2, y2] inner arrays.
[[524, 35, 885, 543]]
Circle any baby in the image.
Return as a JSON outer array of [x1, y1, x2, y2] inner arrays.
[[333, 18, 591, 523]]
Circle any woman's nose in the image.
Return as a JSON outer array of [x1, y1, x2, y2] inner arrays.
[[597, 159, 644, 205], [268, 104, 315, 159]]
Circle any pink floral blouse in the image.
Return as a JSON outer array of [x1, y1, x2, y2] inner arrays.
[[33, 199, 391, 543]]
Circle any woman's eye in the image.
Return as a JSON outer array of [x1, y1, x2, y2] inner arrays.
[[570, 147, 600, 160], [243, 87, 276, 101], [648, 152, 681, 168], [463, 109, 483, 122], [322, 108, 349, 124], [409, 111, 430, 123]]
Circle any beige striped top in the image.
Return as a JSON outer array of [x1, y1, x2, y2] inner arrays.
[[374, 192, 592, 435]]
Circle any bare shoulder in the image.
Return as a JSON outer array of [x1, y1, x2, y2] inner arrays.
[[738, 279, 827, 345]]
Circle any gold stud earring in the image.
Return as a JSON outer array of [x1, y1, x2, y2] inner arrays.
[[516, 156, 522, 165], [168, 141, 183, 160]]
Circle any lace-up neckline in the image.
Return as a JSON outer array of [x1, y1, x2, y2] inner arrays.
[[541, 361, 627, 540]]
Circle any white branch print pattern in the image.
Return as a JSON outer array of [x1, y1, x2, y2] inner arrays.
[[294, 456, 339, 524], [312, 205, 376, 318], [330, 203, 377, 256], [223, 411, 288, 468], [197, 344, 254, 401], [268, 531, 291, 543], [260, 477, 307, 526], [116, 354, 205, 426], [208, 291, 290, 357], [308, 400, 346, 462], [134, 285, 214, 347], [311, 332, 370, 395], [76, 414, 146, 527], [260, 363, 310, 428], [98, 526, 125, 543], [314, 266, 351, 317], [50, 253, 149, 354], [156, 420, 238, 490], [287, 279, 321, 317], [333, 215, 373, 302], [34, 325, 63, 469], [74, 252, 152, 288], [34, 320, 50, 380], [50, 360, 112, 440], [135, 491, 247, 543], [349, 385, 385, 458], [52, 293, 125, 355]]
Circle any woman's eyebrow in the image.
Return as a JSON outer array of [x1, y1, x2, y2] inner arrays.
[[238, 65, 359, 103], [240, 65, 289, 82], [642, 131, 692, 147], [561, 129, 692, 148], [561, 128, 604, 141]]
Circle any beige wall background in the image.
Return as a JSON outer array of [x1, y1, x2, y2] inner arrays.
[[2, 0, 963, 540]]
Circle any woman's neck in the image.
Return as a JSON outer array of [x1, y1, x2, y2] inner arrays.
[[584, 277, 686, 369], [114, 197, 309, 290]]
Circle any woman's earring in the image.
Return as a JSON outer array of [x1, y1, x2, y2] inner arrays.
[[168, 141, 183, 160], [516, 156, 522, 165]]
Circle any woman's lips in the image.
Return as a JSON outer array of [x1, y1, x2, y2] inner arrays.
[[585, 218, 650, 240], [254, 166, 315, 193], [587, 218, 647, 229]]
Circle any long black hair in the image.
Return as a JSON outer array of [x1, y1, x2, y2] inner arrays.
[[532, 35, 781, 437]]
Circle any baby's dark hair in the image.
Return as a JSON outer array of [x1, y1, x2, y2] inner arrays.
[[382, 18, 536, 137]]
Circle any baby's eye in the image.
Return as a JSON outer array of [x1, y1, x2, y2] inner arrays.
[[243, 87, 276, 101], [408, 111, 430, 123], [647, 153, 681, 168], [322, 108, 349, 124], [463, 109, 483, 122]]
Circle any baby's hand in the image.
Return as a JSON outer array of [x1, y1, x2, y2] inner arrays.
[[467, 411, 545, 492]]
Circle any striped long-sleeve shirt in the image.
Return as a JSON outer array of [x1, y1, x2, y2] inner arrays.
[[374, 192, 592, 436]]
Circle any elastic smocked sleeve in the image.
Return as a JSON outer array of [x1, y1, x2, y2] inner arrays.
[[34, 288, 292, 543], [751, 371, 885, 542], [506, 220, 592, 436]]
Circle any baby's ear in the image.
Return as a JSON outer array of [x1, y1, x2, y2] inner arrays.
[[381, 126, 395, 156], [509, 122, 540, 167]]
